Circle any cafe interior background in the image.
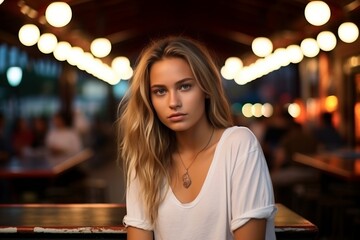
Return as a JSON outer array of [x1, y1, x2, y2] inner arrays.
[[0, 0, 360, 239]]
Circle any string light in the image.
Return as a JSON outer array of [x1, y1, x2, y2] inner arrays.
[[45, 2, 72, 27], [18, 24, 40, 46], [38, 33, 58, 54], [304, 1, 331, 26], [317, 31, 337, 51], [300, 38, 320, 58], [338, 22, 359, 43], [251, 37, 273, 57], [90, 38, 112, 58]]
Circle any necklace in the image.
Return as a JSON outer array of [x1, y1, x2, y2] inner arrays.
[[177, 128, 214, 188]]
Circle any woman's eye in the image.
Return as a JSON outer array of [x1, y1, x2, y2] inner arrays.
[[153, 88, 166, 95], [180, 84, 191, 91]]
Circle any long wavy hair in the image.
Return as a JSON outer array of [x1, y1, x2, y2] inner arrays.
[[117, 36, 233, 224]]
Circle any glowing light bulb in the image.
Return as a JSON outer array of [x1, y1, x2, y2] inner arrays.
[[18, 24, 40, 46], [45, 2, 72, 27], [304, 1, 331, 26], [252, 37, 273, 57]]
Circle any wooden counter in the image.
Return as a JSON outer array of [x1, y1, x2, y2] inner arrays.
[[0, 203, 317, 239], [294, 151, 360, 181], [275, 203, 318, 240]]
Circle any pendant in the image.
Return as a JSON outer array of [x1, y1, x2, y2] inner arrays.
[[182, 172, 192, 188]]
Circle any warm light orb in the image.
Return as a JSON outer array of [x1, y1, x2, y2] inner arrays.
[[91, 38, 112, 58], [78, 52, 94, 71], [338, 22, 359, 43], [242, 103, 253, 118], [45, 2, 72, 27], [37, 33, 58, 54], [18, 24, 40, 46], [53, 41, 72, 61], [300, 38, 320, 58], [221, 57, 243, 80], [235, 66, 258, 85], [288, 103, 301, 118], [273, 48, 290, 67], [67, 46, 84, 66], [112, 56, 133, 80], [262, 103, 273, 118], [252, 103, 263, 118], [304, 1, 331, 26], [112, 56, 130, 73], [252, 37, 273, 57], [225, 57, 243, 70], [317, 31, 337, 51], [121, 67, 134, 80], [325, 95, 338, 112], [286, 45, 304, 63], [221, 66, 232, 80], [87, 58, 103, 76]]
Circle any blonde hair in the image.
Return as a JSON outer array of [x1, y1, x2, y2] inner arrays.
[[117, 36, 233, 224]]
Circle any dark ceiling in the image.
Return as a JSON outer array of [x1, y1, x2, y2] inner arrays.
[[1, 0, 360, 66]]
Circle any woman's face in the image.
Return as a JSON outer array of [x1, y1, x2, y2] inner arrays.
[[150, 57, 207, 132]]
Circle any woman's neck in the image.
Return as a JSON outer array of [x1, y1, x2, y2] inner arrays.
[[175, 124, 214, 153]]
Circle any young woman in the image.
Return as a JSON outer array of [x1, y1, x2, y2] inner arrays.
[[117, 36, 276, 240]]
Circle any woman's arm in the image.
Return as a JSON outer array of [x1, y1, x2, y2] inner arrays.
[[233, 218, 266, 240], [127, 226, 154, 240]]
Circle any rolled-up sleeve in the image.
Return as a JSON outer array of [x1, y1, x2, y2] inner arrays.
[[230, 129, 277, 231], [123, 175, 153, 231]]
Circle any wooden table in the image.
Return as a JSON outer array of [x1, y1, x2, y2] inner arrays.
[[293, 151, 360, 181], [0, 149, 94, 203], [0, 203, 318, 240], [294, 151, 360, 239], [0, 149, 93, 179], [275, 203, 318, 240]]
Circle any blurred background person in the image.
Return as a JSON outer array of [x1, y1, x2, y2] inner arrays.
[[311, 112, 344, 151], [30, 116, 49, 154], [11, 117, 34, 157], [271, 118, 319, 206], [272, 121, 319, 173], [262, 105, 293, 171], [45, 111, 82, 155]]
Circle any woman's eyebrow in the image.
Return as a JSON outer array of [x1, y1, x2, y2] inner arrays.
[[150, 78, 194, 88], [175, 78, 195, 85], [150, 83, 165, 88], [178, 77, 194, 82]]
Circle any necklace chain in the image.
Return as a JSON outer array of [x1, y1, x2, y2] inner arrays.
[[177, 127, 215, 188]]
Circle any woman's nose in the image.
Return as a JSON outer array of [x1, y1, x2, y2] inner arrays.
[[169, 91, 181, 109]]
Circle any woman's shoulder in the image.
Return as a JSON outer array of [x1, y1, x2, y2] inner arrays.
[[223, 126, 257, 141], [215, 126, 259, 153], [216, 126, 262, 165]]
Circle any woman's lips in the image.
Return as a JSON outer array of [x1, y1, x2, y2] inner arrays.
[[168, 113, 186, 121]]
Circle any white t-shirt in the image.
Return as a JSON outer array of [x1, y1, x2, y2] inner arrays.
[[124, 126, 277, 240]]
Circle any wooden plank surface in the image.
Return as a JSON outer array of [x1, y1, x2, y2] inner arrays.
[[0, 203, 318, 239], [0, 149, 93, 178], [275, 203, 318, 232], [294, 152, 360, 181]]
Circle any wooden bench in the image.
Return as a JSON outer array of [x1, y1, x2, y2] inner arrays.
[[0, 203, 317, 239]]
